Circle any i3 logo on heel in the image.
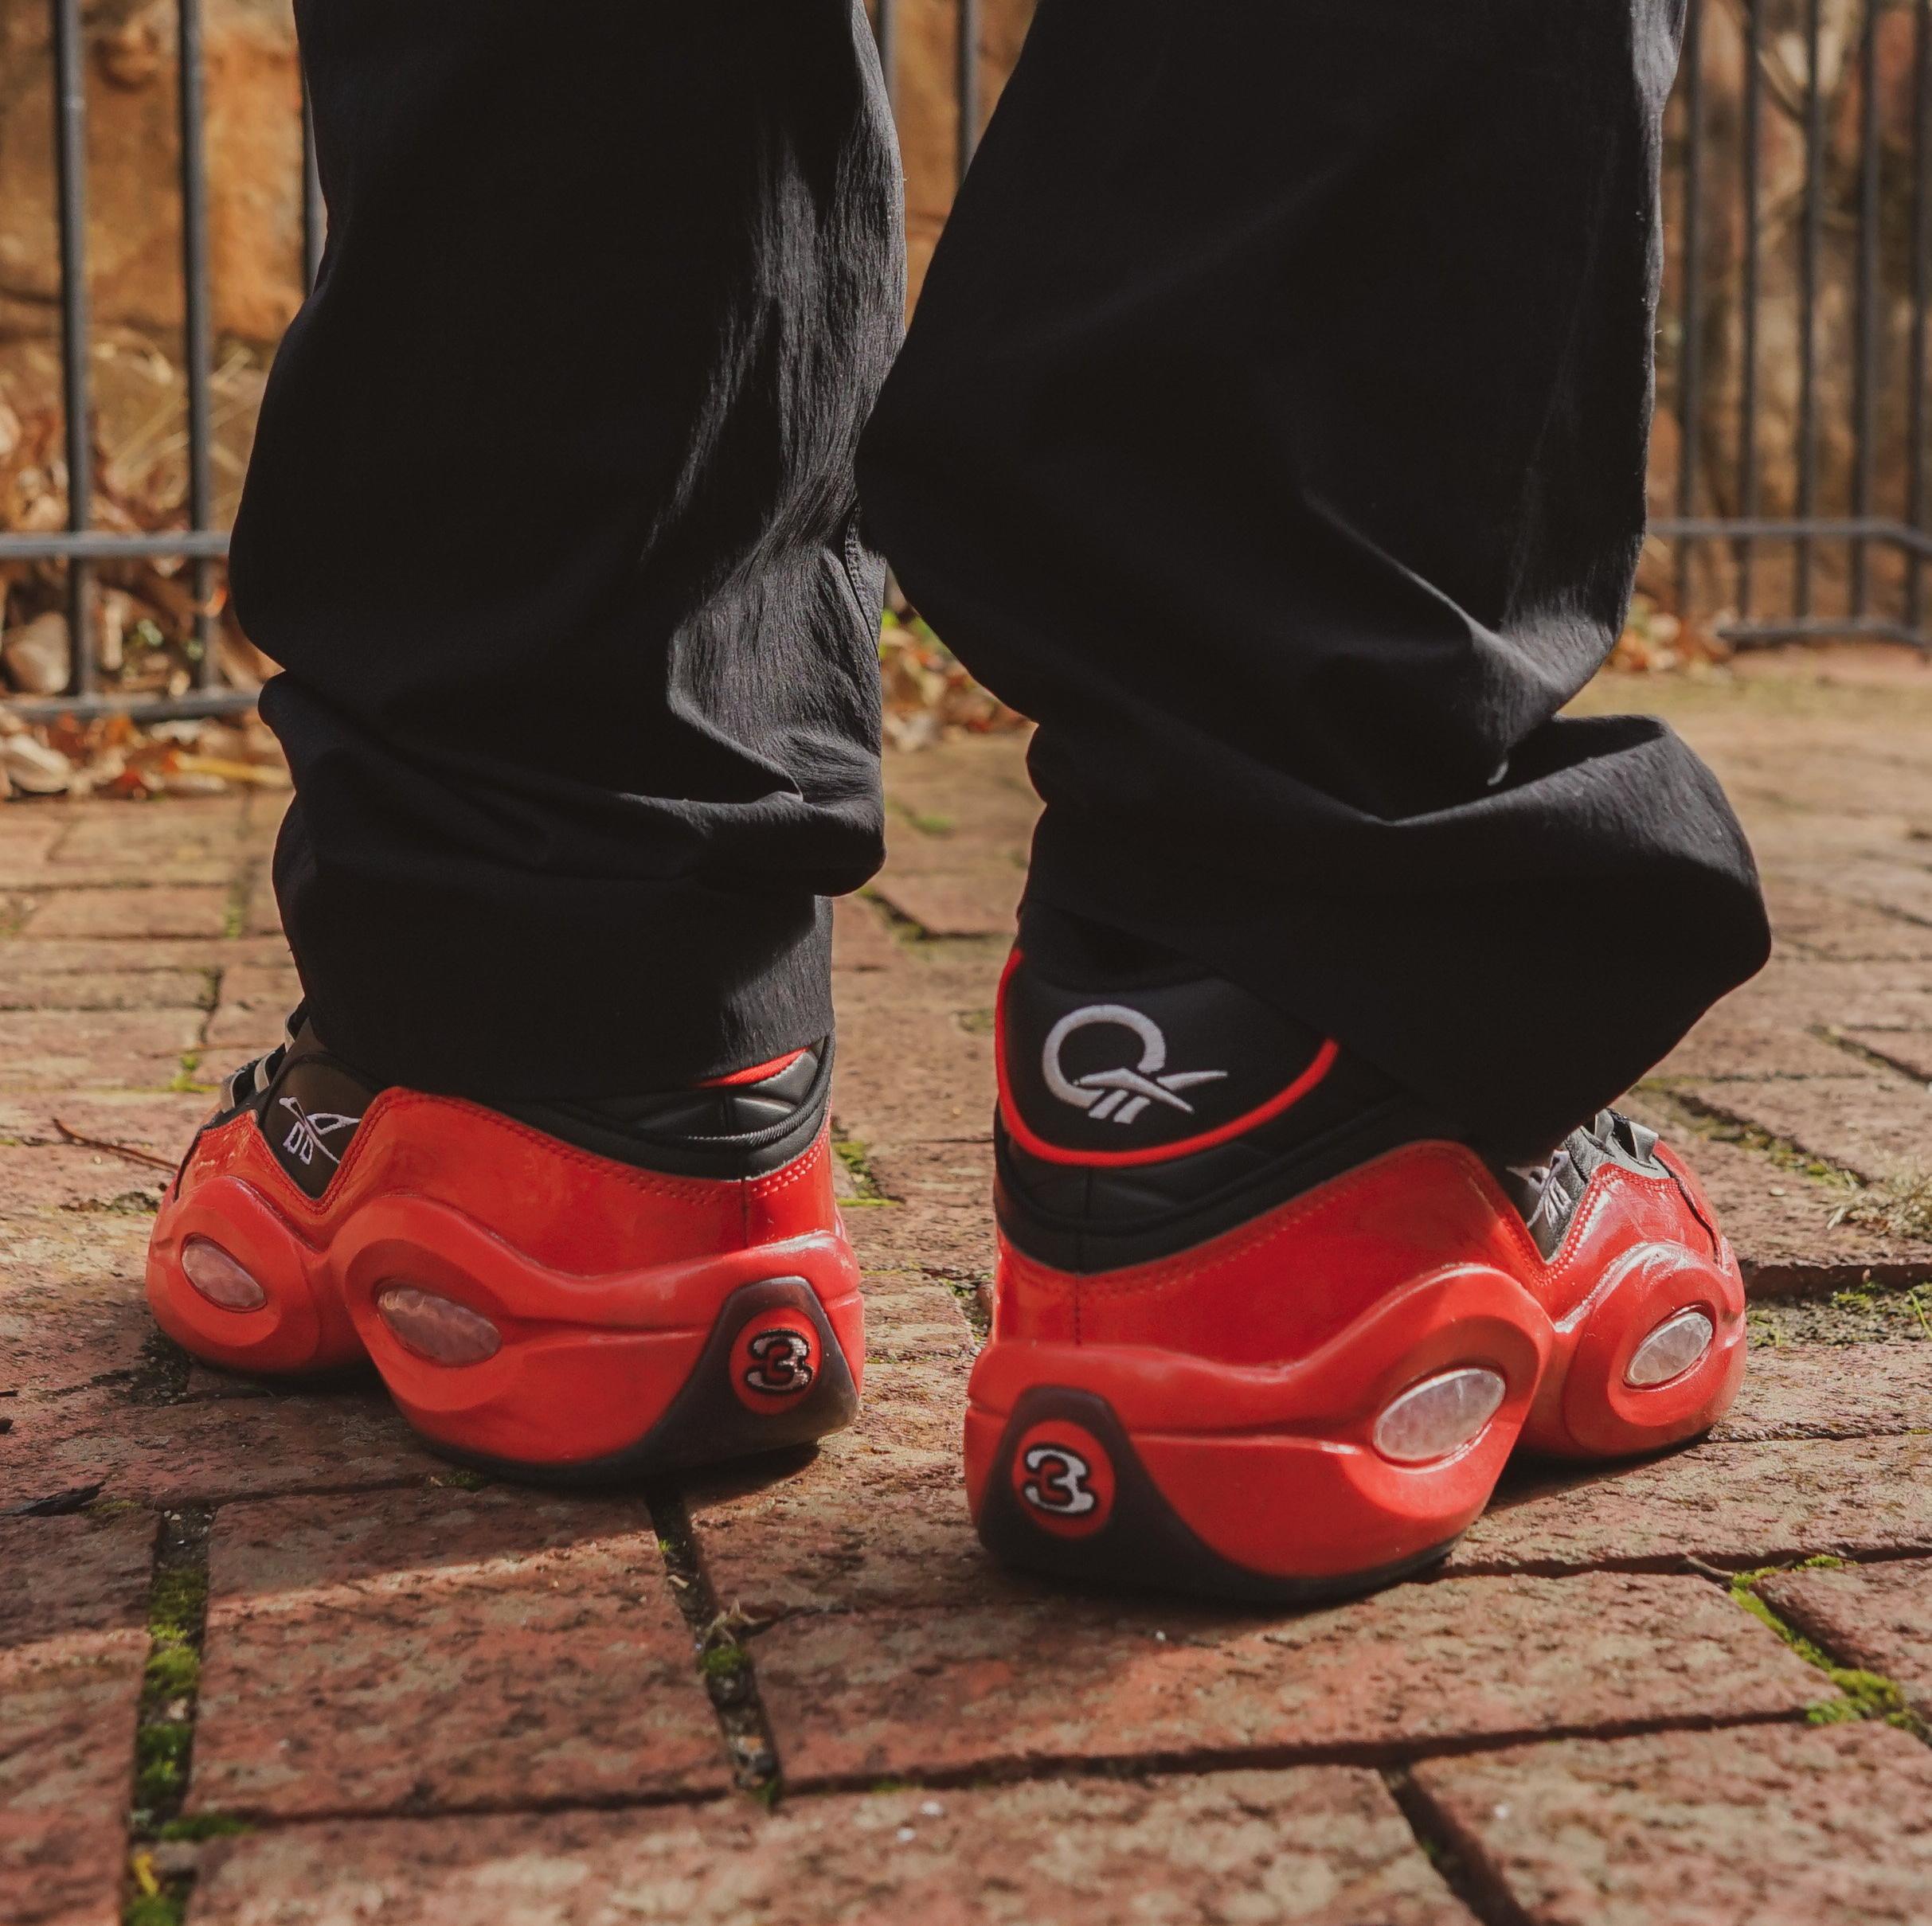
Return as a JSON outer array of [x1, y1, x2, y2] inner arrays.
[[732, 1315, 821, 1412], [1011, 1418, 1116, 1537]]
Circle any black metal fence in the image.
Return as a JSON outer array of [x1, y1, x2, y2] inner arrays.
[[1655, 0, 1932, 649], [1, 0, 1927, 726]]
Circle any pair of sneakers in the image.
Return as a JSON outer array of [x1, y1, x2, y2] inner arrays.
[[147, 937, 1745, 1604]]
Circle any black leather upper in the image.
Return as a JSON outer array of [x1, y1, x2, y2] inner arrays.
[[503, 1043, 831, 1179], [195, 1010, 832, 1189], [996, 950, 1452, 1272]]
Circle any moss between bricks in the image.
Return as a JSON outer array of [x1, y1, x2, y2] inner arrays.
[[220, 871, 251, 941], [123, 1506, 249, 1926], [154, 1815, 248, 1843], [855, 883, 932, 947], [832, 1135, 894, 1208], [166, 1050, 214, 1096], [63, 1189, 162, 1219], [1727, 1561, 1932, 1740], [123, 1879, 181, 1926], [1636, 1083, 1861, 1193], [647, 1485, 782, 1800], [1747, 1279, 1932, 1348], [1824, 1279, 1932, 1341], [886, 797, 956, 838], [945, 1274, 991, 1346], [700, 1640, 751, 1683], [135, 1557, 207, 1811]]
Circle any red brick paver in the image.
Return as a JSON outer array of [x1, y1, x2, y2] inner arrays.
[[1455, 1433, 1932, 1573], [0, 1008, 202, 1092], [0, 1515, 155, 1926], [23, 885, 233, 942], [191, 1490, 725, 1817], [1, 1385, 448, 1511], [1712, 1341, 1932, 1442], [1412, 1722, 1932, 1926], [190, 1768, 1471, 1925], [750, 1572, 1823, 1786]]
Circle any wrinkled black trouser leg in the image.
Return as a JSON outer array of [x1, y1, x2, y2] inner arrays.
[[861, 0, 1769, 1157], [235, 0, 1769, 1155], [232, 0, 904, 1096]]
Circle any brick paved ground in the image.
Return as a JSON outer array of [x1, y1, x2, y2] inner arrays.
[[5, 670, 1932, 1925]]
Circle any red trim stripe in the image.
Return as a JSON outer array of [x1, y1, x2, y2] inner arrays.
[[700, 1049, 808, 1088], [994, 947, 1341, 1169]]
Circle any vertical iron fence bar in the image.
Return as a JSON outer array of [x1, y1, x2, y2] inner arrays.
[[1910, 0, 1932, 631], [1797, 0, 1824, 615], [1737, 0, 1762, 615], [51, 0, 93, 696], [301, 80, 325, 291], [178, 0, 216, 687], [1676, 0, 1705, 619], [1852, 0, 1881, 616], [874, 0, 900, 119], [957, 0, 982, 181]]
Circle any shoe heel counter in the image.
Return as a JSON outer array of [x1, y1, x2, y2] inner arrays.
[[995, 1142, 1535, 1368], [990, 1232, 1082, 1343], [744, 1127, 846, 1247]]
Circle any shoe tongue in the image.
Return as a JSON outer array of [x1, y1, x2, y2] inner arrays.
[[260, 1033, 379, 1201], [999, 950, 1330, 1158]]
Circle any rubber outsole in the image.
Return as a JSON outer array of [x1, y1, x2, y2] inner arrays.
[[966, 1236, 1747, 1604], [973, 1387, 1461, 1607], [148, 1174, 865, 1483], [1522, 1238, 1748, 1460], [965, 1259, 1551, 1600], [430, 1277, 861, 1487]]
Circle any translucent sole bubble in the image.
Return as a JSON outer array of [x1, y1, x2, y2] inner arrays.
[[1372, 1366, 1508, 1466], [375, 1284, 502, 1366], [181, 1236, 268, 1311], [1625, 1307, 1715, 1389]]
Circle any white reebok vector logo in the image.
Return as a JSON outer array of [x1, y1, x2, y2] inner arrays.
[[277, 1096, 362, 1169], [1042, 1006, 1227, 1126]]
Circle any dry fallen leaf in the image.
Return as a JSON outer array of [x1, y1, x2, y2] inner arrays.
[[0, 729, 73, 795]]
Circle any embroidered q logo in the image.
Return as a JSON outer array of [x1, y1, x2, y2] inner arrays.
[[277, 1096, 362, 1168], [1042, 1005, 1227, 1125]]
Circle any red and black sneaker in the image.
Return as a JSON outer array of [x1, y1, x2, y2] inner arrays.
[[964, 930, 1746, 1604], [147, 1011, 863, 1479]]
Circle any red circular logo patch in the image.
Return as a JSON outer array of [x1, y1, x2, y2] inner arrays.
[[730, 1313, 822, 1413], [1011, 1419, 1116, 1538]]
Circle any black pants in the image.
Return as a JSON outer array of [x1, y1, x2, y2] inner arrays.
[[233, 0, 1768, 1161]]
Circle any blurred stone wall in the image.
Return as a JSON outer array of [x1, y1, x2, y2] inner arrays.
[[0, 0, 307, 346], [891, 0, 1035, 297]]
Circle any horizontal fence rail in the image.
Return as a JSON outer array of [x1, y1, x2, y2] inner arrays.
[[2, 0, 1928, 729]]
